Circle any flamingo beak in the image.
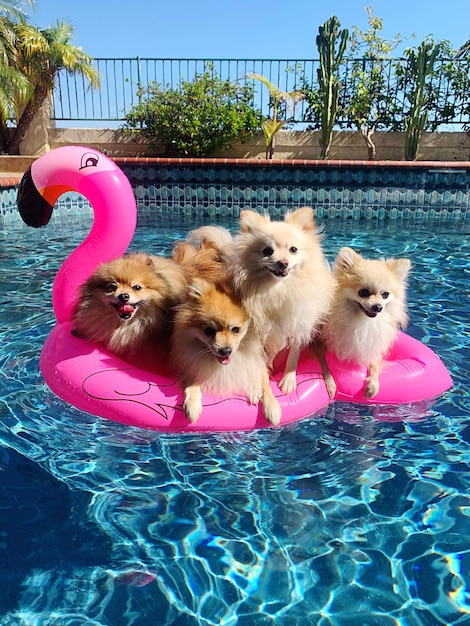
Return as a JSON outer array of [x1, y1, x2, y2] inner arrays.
[[17, 167, 55, 227]]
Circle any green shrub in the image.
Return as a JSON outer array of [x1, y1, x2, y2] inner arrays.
[[122, 66, 263, 157]]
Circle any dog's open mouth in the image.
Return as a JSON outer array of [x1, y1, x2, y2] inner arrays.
[[357, 302, 378, 318], [113, 303, 137, 319], [215, 352, 232, 365], [270, 268, 289, 278]]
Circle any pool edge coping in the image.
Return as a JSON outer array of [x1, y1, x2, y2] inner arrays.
[[2, 157, 470, 189], [113, 157, 470, 169]]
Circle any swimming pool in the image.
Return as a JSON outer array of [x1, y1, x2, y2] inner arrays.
[[1, 201, 469, 624]]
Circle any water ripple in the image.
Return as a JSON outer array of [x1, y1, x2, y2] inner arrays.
[[0, 220, 469, 624]]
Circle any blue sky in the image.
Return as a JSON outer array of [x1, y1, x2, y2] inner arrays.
[[33, 0, 469, 59]]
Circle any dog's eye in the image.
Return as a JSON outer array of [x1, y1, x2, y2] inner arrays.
[[204, 327, 216, 338], [105, 283, 117, 293], [231, 327, 241, 334], [358, 288, 371, 298], [381, 291, 390, 299], [289, 246, 298, 254], [262, 246, 274, 257], [133, 284, 142, 291]]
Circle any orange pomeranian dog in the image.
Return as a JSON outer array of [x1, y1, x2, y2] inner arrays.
[[71, 252, 186, 370], [170, 240, 281, 426], [319, 246, 412, 399]]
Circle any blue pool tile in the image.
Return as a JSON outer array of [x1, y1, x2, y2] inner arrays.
[[4, 164, 470, 229]]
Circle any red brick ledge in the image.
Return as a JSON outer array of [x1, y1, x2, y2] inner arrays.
[[114, 156, 470, 169], [0, 174, 22, 188]]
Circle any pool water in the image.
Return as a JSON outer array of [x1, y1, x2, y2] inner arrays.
[[1, 213, 469, 625]]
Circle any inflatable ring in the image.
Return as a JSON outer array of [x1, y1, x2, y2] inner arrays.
[[18, 146, 452, 432], [327, 332, 453, 404], [17, 146, 331, 432]]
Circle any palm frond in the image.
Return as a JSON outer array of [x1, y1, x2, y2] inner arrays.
[[0, 0, 36, 23], [455, 39, 470, 59]]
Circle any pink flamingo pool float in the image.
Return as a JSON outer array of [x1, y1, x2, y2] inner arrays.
[[17, 146, 453, 432]]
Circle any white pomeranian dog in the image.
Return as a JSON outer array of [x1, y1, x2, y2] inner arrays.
[[320, 246, 412, 399]]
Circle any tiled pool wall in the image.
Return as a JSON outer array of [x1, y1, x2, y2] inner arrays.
[[1, 159, 469, 228]]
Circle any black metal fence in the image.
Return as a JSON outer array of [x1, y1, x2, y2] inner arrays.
[[52, 57, 470, 129]]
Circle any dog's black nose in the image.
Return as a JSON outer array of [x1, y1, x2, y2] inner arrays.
[[276, 259, 289, 270], [218, 347, 232, 357], [118, 293, 130, 303], [372, 303, 383, 313]]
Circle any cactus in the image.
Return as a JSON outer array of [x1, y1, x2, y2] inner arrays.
[[316, 16, 349, 158], [404, 40, 441, 160]]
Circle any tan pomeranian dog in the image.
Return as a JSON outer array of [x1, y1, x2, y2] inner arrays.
[[231, 207, 334, 394], [170, 241, 281, 426], [172, 235, 230, 284], [320, 246, 412, 399], [72, 252, 186, 370]]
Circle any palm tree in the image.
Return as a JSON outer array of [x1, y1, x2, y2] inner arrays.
[[7, 19, 100, 154], [0, 64, 31, 151], [246, 73, 303, 159], [0, 0, 36, 152]]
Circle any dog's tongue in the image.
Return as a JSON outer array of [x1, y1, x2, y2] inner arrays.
[[217, 354, 232, 365], [116, 304, 134, 316]]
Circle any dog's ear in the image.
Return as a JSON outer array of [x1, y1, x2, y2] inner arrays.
[[285, 206, 315, 231], [187, 277, 210, 300], [239, 210, 270, 232], [386, 258, 412, 281], [336, 247, 361, 270]]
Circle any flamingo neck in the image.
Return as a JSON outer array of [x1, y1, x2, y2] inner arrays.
[[52, 170, 137, 324]]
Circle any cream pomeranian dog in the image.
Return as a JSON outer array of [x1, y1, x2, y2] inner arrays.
[[319, 246, 412, 399], [170, 240, 281, 426], [72, 252, 186, 370], [230, 207, 334, 394]]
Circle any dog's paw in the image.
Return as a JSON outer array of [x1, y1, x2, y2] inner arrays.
[[183, 386, 203, 423], [247, 389, 262, 405], [325, 377, 337, 400], [184, 401, 203, 423], [279, 371, 297, 394], [364, 377, 379, 399], [263, 396, 282, 427]]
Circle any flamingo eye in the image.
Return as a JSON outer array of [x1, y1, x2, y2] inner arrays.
[[204, 327, 216, 337], [358, 288, 371, 298], [79, 152, 99, 170], [263, 247, 274, 257], [106, 283, 117, 293]]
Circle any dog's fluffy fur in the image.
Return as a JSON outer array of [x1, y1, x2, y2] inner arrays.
[[172, 233, 231, 283], [170, 241, 281, 426], [71, 252, 186, 369], [230, 207, 334, 394], [320, 246, 411, 399]]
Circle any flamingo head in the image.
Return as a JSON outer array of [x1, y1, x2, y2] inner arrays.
[[17, 147, 119, 228]]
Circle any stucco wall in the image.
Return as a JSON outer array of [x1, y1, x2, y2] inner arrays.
[[17, 99, 470, 162], [41, 128, 470, 162]]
